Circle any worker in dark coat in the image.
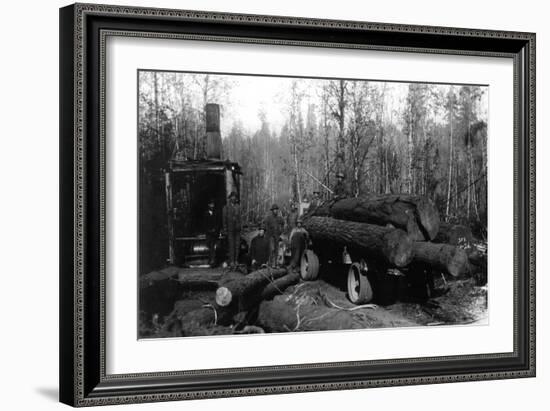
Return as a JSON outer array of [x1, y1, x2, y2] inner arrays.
[[289, 218, 309, 271], [333, 172, 348, 199], [204, 200, 218, 266], [223, 191, 242, 269], [263, 204, 285, 267], [249, 225, 270, 270]]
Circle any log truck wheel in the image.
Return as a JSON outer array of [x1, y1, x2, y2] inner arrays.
[[300, 249, 320, 281], [347, 262, 373, 304]]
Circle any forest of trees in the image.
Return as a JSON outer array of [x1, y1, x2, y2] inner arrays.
[[138, 71, 488, 271]]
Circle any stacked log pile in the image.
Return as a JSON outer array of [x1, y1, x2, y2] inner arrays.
[[305, 194, 483, 278], [147, 266, 302, 336], [302, 216, 413, 267], [311, 194, 440, 241]]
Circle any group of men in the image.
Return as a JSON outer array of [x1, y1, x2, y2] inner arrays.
[[249, 203, 310, 272], [206, 172, 347, 271], [205, 192, 312, 272]]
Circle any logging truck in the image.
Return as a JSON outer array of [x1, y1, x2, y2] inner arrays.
[[296, 195, 472, 306]]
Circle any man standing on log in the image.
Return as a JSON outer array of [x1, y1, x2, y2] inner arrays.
[[223, 191, 242, 270], [288, 218, 309, 272], [249, 224, 270, 270], [264, 204, 285, 267], [333, 172, 348, 199], [204, 200, 218, 267]]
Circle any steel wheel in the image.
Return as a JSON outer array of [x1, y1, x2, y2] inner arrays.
[[300, 249, 320, 281], [347, 262, 373, 304]]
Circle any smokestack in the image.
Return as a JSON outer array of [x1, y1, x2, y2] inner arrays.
[[205, 103, 222, 158]]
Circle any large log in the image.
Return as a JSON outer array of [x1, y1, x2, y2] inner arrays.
[[312, 195, 440, 241], [303, 216, 414, 267], [257, 295, 363, 332], [215, 267, 288, 311], [432, 223, 488, 279], [412, 242, 470, 277], [260, 271, 301, 300], [140, 267, 233, 295], [177, 270, 300, 330], [139, 266, 180, 289], [139, 268, 240, 319]]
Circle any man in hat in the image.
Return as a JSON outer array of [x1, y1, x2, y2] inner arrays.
[[263, 204, 285, 267], [288, 218, 310, 271], [249, 224, 270, 270], [223, 191, 242, 269], [333, 172, 348, 199], [308, 190, 322, 212], [204, 200, 218, 267]]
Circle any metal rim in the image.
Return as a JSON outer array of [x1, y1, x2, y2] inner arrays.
[[347, 263, 361, 302]]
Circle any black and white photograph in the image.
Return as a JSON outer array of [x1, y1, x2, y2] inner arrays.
[[138, 70, 489, 339]]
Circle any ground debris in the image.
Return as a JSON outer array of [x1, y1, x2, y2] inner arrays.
[[139, 267, 487, 339]]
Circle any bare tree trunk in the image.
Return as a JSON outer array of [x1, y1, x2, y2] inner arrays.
[[421, 118, 427, 196], [454, 160, 459, 216], [385, 109, 393, 194], [466, 117, 471, 219], [324, 126, 331, 191], [288, 81, 303, 205], [467, 158, 471, 219], [202, 74, 210, 106], [466, 123, 481, 222], [445, 98, 454, 221], [378, 85, 387, 195], [193, 123, 198, 159], [292, 137, 302, 204], [407, 101, 414, 194], [154, 72, 160, 146], [336, 80, 347, 174], [471, 149, 481, 221], [385, 147, 391, 194]]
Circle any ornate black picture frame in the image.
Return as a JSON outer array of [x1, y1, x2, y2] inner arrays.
[[59, 3, 535, 407]]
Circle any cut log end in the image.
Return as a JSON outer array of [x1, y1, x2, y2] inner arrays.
[[413, 242, 470, 277], [215, 287, 233, 307], [383, 229, 414, 267], [214, 267, 288, 313], [446, 247, 470, 277]]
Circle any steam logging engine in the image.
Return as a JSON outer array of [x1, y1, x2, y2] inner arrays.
[[165, 104, 245, 267]]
